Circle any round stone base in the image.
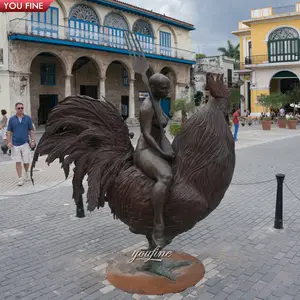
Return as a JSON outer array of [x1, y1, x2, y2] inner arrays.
[[106, 250, 205, 295]]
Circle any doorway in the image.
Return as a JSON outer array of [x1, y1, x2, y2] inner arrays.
[[161, 97, 171, 117], [121, 96, 129, 120], [80, 85, 98, 99], [38, 94, 58, 125]]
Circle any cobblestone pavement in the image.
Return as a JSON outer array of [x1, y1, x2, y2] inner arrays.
[[1, 124, 300, 196], [1, 127, 300, 299]]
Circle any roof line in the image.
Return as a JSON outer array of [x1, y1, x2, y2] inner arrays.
[[86, 0, 195, 30]]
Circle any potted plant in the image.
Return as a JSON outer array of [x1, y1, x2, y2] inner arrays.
[[257, 93, 290, 130], [240, 116, 246, 126], [261, 117, 272, 130], [287, 117, 297, 129], [277, 117, 287, 128], [247, 117, 252, 126]]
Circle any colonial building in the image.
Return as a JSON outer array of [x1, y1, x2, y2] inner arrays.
[[0, 0, 195, 125], [232, 3, 300, 116], [192, 55, 239, 97]]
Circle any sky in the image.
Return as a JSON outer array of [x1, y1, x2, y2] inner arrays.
[[123, 0, 296, 55]]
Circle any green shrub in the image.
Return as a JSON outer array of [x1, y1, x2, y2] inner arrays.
[[169, 122, 182, 136]]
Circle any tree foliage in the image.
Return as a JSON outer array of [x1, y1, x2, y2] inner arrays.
[[229, 88, 241, 108], [217, 40, 240, 61], [257, 93, 290, 109], [170, 97, 195, 123], [196, 53, 207, 59], [194, 91, 203, 106]]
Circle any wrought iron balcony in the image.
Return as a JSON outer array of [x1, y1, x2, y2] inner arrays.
[[8, 18, 196, 62], [240, 53, 300, 69]]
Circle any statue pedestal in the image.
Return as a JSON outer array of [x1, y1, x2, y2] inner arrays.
[[106, 251, 205, 295]]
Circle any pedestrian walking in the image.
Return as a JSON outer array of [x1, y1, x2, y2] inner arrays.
[[6, 103, 35, 186], [0, 109, 11, 155], [232, 108, 240, 142]]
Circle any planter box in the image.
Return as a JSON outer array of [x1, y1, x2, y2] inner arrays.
[[287, 119, 297, 129], [262, 120, 272, 130], [278, 118, 286, 128]]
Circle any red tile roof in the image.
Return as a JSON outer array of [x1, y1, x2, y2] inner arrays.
[[108, 0, 195, 28]]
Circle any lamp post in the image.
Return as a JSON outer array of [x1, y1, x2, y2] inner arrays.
[[20, 76, 28, 94]]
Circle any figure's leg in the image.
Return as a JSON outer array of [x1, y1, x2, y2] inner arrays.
[[134, 149, 173, 249], [151, 173, 173, 248]]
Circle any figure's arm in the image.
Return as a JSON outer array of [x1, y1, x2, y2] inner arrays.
[[161, 133, 173, 153], [140, 104, 167, 157]]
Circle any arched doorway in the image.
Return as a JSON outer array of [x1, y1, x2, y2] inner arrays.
[[160, 67, 176, 117], [29, 52, 66, 125], [71, 57, 100, 98], [105, 60, 130, 119], [269, 70, 300, 113]]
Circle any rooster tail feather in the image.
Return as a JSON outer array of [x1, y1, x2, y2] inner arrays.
[[31, 95, 134, 217]]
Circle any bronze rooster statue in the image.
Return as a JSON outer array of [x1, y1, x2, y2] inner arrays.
[[30, 72, 235, 279]]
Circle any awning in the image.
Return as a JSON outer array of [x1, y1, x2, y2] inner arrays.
[[273, 71, 298, 79]]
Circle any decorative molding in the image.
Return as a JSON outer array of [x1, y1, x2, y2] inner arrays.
[[104, 12, 128, 30], [133, 19, 153, 36], [69, 4, 99, 23]]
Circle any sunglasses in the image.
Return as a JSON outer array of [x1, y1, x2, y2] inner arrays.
[[17, 107, 24, 110]]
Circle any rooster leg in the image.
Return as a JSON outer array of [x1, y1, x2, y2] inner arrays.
[[76, 192, 85, 218], [146, 234, 156, 251]]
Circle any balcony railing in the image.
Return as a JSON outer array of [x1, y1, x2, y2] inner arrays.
[[241, 53, 300, 68], [9, 18, 196, 62]]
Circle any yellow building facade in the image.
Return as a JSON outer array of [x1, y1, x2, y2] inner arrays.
[[232, 3, 300, 116]]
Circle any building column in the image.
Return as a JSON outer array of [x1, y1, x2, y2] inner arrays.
[[126, 79, 139, 125], [9, 72, 31, 117], [65, 74, 72, 98], [99, 77, 106, 99], [240, 82, 245, 114], [63, 17, 69, 39]]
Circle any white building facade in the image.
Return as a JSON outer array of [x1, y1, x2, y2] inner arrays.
[[0, 0, 196, 125], [192, 55, 239, 96]]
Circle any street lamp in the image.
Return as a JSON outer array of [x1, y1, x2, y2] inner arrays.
[[20, 76, 28, 94]]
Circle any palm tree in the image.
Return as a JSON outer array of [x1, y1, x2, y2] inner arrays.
[[218, 41, 240, 61]]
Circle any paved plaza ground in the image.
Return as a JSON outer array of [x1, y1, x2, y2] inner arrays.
[[1, 124, 300, 299]]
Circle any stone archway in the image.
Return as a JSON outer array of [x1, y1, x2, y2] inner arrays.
[[105, 60, 131, 119], [29, 52, 66, 126], [269, 70, 300, 113], [71, 56, 101, 98]]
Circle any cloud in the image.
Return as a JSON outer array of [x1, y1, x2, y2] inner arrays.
[[123, 0, 295, 55]]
